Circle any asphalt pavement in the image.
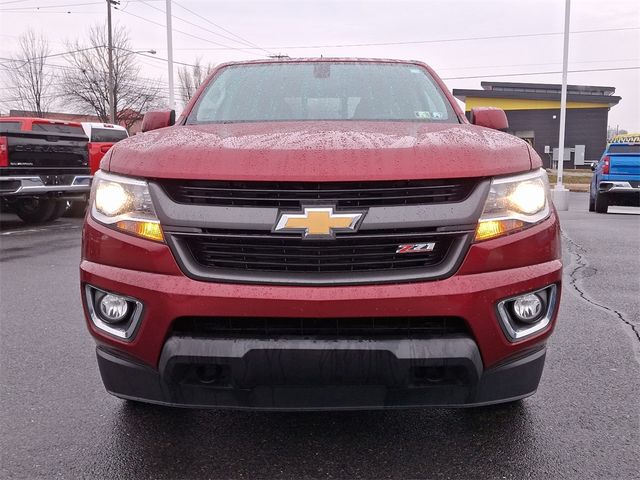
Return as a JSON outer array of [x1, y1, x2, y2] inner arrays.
[[1, 192, 638, 480]]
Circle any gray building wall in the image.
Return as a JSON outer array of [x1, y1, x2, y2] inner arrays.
[[502, 108, 609, 168]]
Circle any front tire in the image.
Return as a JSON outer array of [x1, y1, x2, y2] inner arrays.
[[594, 191, 608, 213], [588, 188, 595, 212], [48, 200, 68, 222], [65, 200, 87, 218], [14, 198, 57, 224]]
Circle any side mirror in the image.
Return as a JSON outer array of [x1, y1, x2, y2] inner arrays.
[[141, 110, 175, 133], [470, 107, 509, 131], [590, 162, 597, 171]]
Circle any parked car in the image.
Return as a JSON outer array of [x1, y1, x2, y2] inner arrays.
[[589, 139, 640, 213], [81, 58, 562, 410], [0, 117, 90, 223]]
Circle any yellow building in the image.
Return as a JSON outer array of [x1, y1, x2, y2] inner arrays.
[[453, 82, 621, 168]]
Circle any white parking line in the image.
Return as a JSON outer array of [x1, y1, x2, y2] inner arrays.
[[0, 224, 82, 236]]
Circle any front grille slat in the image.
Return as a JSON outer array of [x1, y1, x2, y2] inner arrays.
[[174, 192, 458, 203], [197, 249, 435, 260], [160, 178, 477, 208], [172, 316, 470, 339]]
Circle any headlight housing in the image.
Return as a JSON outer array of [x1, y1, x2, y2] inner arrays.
[[475, 168, 550, 241], [90, 170, 164, 242]]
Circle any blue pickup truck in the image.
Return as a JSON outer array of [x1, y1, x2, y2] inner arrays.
[[590, 137, 640, 213]]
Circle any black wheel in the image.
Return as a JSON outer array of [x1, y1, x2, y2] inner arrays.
[[14, 198, 57, 224], [588, 189, 595, 212], [65, 200, 87, 218], [48, 200, 68, 222], [594, 191, 608, 213]]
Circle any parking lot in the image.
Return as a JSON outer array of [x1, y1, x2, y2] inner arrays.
[[0, 192, 638, 479]]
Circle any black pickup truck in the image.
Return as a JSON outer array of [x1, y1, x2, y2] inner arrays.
[[0, 117, 91, 223]]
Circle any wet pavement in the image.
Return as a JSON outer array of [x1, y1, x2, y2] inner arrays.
[[1, 192, 638, 479]]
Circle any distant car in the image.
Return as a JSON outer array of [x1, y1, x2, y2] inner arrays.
[[589, 140, 640, 213], [81, 123, 129, 174]]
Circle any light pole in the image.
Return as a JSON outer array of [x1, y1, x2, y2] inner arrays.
[[552, 0, 571, 211], [107, 0, 117, 123], [165, 0, 175, 110]]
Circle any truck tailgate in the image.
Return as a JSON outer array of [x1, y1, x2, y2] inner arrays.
[[609, 154, 640, 179], [3, 130, 89, 175]]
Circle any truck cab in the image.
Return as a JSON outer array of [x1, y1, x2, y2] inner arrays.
[[81, 122, 129, 175], [589, 135, 640, 213]]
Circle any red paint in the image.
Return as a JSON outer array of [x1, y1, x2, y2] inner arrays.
[[141, 110, 175, 133], [88, 142, 114, 174], [470, 107, 509, 130], [107, 121, 532, 181], [81, 256, 561, 370], [81, 211, 562, 370], [0, 136, 7, 167], [0, 117, 84, 131]]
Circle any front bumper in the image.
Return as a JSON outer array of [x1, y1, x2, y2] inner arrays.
[[598, 181, 640, 206], [0, 175, 92, 196], [81, 256, 561, 409], [96, 339, 547, 410]]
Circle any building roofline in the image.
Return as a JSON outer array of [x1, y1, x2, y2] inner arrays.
[[452, 88, 621, 106], [479, 80, 616, 93]]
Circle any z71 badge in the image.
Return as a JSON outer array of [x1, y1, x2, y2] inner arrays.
[[396, 243, 436, 254]]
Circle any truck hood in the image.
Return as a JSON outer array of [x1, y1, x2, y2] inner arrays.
[[106, 122, 532, 181]]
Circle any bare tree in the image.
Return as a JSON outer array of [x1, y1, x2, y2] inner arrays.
[[178, 58, 214, 105], [3, 30, 54, 116], [59, 24, 163, 128]]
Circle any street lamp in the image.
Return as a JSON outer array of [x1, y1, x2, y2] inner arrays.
[[106, 0, 155, 123], [106, 47, 156, 125], [552, 0, 571, 211], [107, 0, 117, 123]]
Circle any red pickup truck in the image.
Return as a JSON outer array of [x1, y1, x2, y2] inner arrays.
[[81, 58, 562, 410]]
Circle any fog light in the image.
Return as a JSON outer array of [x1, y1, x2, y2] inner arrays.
[[98, 294, 129, 323], [512, 294, 543, 323]]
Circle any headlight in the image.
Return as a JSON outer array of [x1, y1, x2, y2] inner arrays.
[[475, 169, 550, 241], [90, 170, 164, 242]]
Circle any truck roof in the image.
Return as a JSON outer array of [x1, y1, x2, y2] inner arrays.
[[82, 122, 127, 130], [0, 117, 84, 128], [213, 57, 430, 68]]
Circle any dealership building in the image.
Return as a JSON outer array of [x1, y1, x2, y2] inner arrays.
[[453, 82, 621, 168]]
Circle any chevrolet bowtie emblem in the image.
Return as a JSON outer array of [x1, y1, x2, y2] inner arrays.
[[274, 207, 365, 239]]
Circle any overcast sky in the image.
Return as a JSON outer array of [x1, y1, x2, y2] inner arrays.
[[1, 0, 638, 130]]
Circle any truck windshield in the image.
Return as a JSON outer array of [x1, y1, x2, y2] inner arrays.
[[608, 144, 640, 154], [0, 122, 21, 133], [91, 128, 128, 142], [187, 62, 458, 124], [31, 123, 85, 135]]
